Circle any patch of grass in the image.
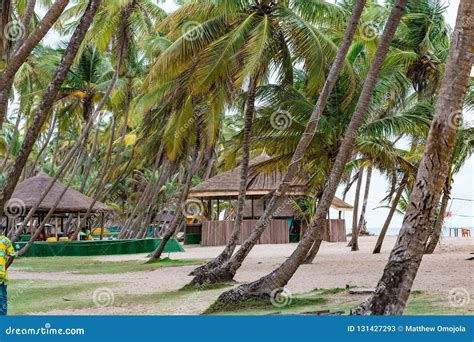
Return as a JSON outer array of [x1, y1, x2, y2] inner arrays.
[[204, 289, 471, 316], [205, 296, 327, 315], [314, 288, 347, 295], [404, 293, 471, 315], [8, 279, 114, 315], [12, 257, 206, 275]]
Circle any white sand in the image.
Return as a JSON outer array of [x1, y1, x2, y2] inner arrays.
[[11, 236, 473, 315]]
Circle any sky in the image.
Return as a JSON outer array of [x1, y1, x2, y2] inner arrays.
[[40, 0, 473, 230]]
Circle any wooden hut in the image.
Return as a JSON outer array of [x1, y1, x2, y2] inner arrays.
[[185, 156, 353, 246], [2, 173, 113, 240]]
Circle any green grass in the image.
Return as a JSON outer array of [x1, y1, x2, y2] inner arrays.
[[204, 288, 472, 316], [8, 278, 233, 315], [8, 279, 113, 315], [12, 257, 206, 274], [205, 295, 327, 315], [314, 287, 347, 295]]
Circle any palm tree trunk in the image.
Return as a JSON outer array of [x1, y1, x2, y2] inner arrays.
[[352, 0, 473, 315], [30, 117, 56, 176], [214, 0, 408, 305], [424, 177, 451, 254], [79, 115, 102, 193], [51, 125, 61, 172], [147, 132, 203, 262], [357, 165, 372, 230], [71, 119, 116, 240], [352, 165, 372, 251], [14, 0, 37, 52], [0, 0, 12, 60], [189, 0, 367, 286], [348, 168, 363, 248], [134, 161, 174, 239], [0, 0, 70, 129], [120, 143, 165, 239], [0, 0, 101, 217], [203, 147, 216, 180], [189, 76, 257, 276], [0, 110, 21, 174], [373, 174, 408, 254]]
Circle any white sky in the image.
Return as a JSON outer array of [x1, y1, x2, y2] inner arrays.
[[40, 0, 473, 230]]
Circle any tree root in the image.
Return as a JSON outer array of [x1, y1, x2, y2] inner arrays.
[[187, 263, 236, 288], [213, 275, 281, 307], [189, 254, 228, 276]]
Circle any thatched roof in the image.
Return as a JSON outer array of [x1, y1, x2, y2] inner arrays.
[[189, 156, 353, 211], [6, 173, 113, 214]]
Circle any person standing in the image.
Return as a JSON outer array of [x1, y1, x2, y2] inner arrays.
[[0, 231, 16, 315]]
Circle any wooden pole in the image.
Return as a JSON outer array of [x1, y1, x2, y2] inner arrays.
[[99, 212, 105, 240], [77, 212, 80, 240], [207, 199, 211, 220], [251, 198, 254, 219]]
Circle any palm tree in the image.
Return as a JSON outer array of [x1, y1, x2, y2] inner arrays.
[[425, 126, 474, 253], [0, 0, 102, 218], [0, 0, 70, 129], [350, 167, 364, 249], [188, 0, 363, 284], [352, 0, 473, 314], [372, 173, 409, 253], [146, 0, 344, 264], [214, 0, 409, 305]]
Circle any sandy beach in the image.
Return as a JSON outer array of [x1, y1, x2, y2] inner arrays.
[[10, 236, 473, 315]]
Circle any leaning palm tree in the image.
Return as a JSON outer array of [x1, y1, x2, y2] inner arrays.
[[188, 0, 362, 284], [0, 0, 70, 129], [0, 0, 102, 218], [424, 126, 474, 253], [146, 0, 345, 264], [352, 0, 473, 314], [213, 0, 410, 305]]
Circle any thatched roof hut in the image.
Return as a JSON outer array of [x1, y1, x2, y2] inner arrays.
[[189, 156, 353, 211], [6, 173, 112, 214]]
